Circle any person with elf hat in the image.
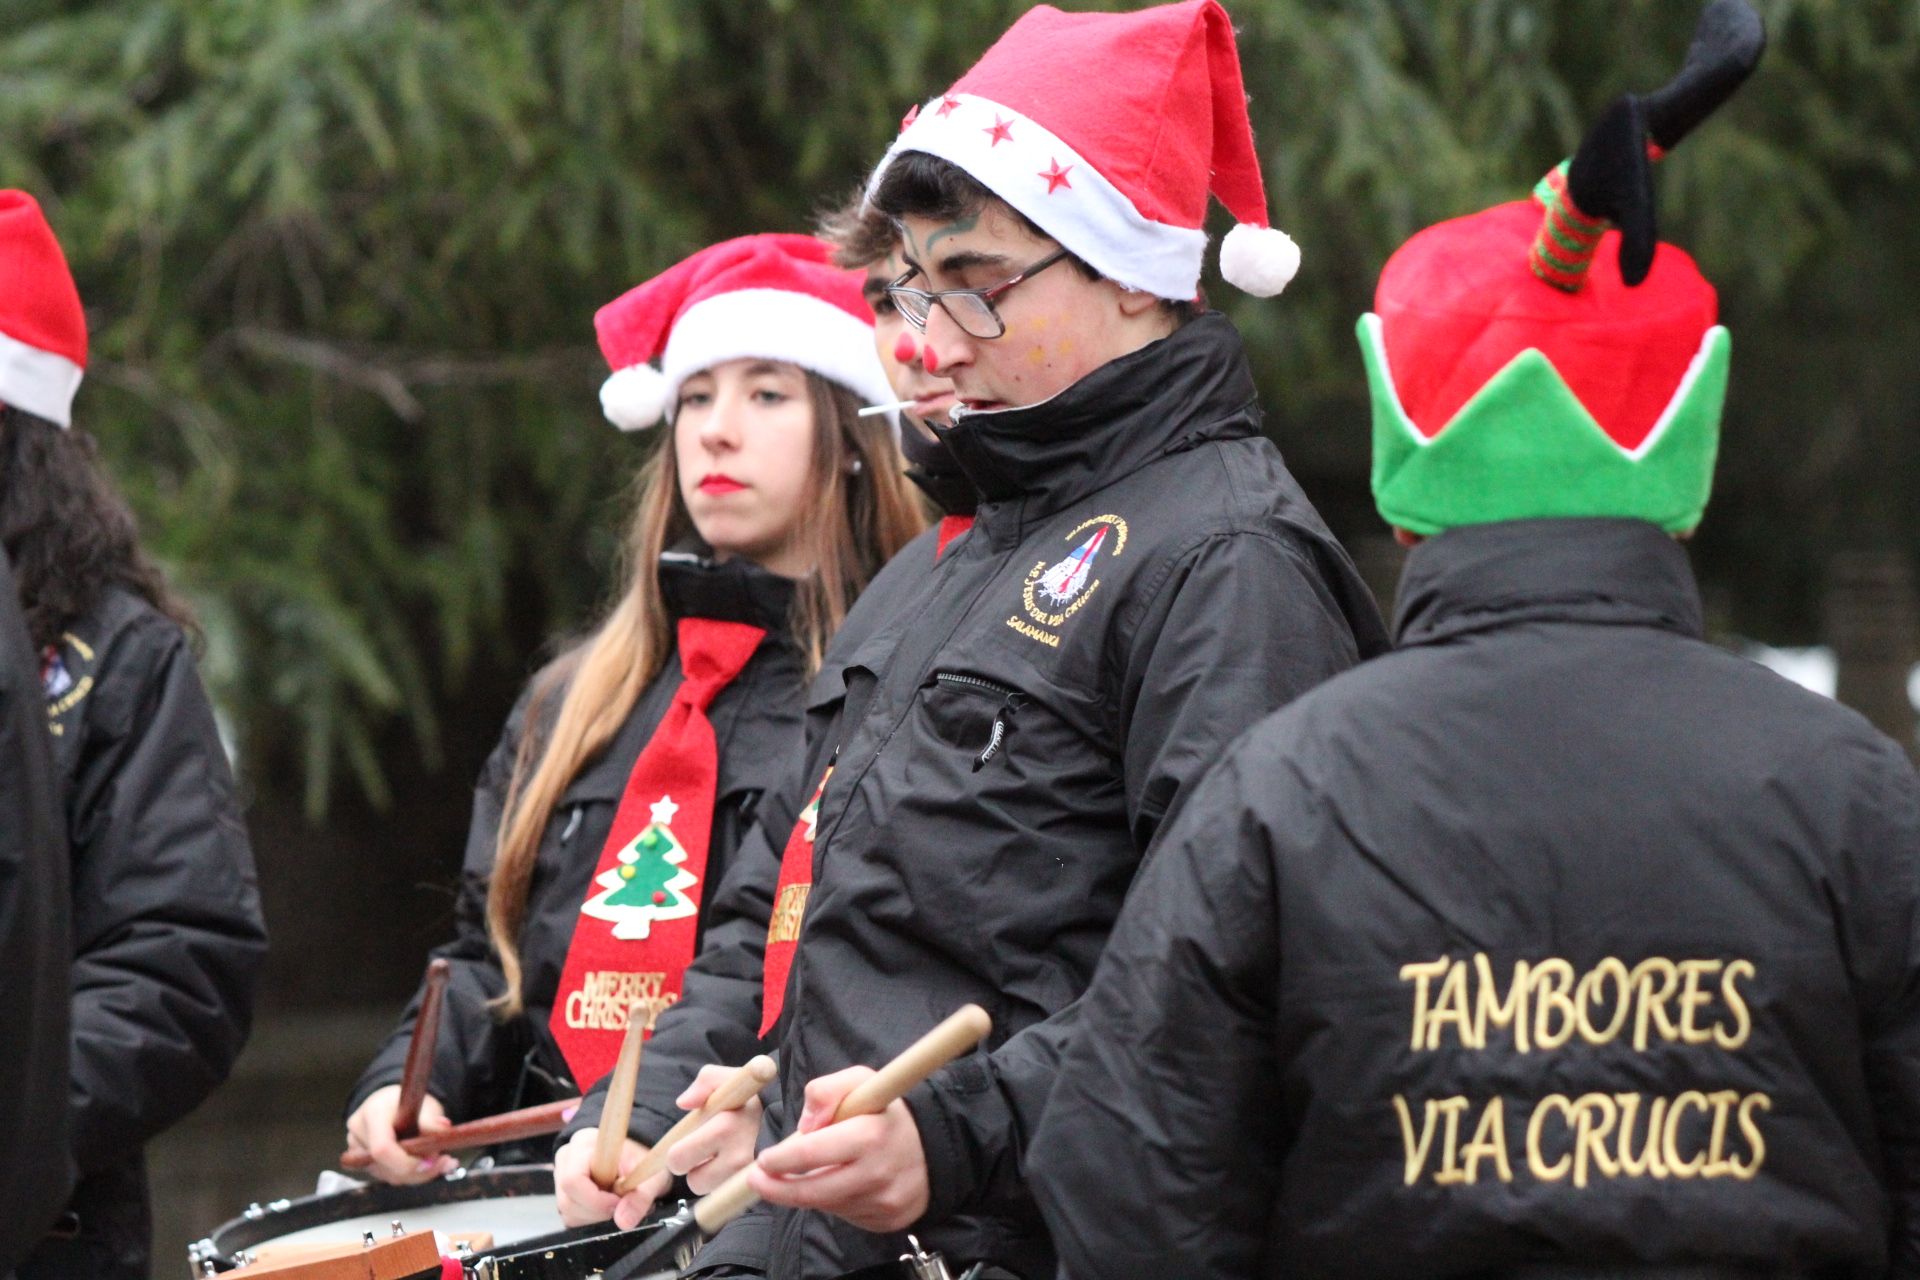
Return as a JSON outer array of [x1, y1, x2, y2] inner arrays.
[[564, 3, 1387, 1275], [1035, 5, 1920, 1276], [345, 234, 925, 1184], [0, 189, 268, 1280], [552, 198, 974, 1231]]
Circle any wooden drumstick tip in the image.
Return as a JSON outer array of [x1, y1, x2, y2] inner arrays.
[[834, 1003, 992, 1122], [589, 1003, 650, 1189], [612, 1053, 779, 1195]]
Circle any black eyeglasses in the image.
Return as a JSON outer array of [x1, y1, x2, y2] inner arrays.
[[885, 247, 1071, 340]]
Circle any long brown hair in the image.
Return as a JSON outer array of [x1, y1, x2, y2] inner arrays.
[[487, 370, 923, 1014], [0, 407, 199, 649]]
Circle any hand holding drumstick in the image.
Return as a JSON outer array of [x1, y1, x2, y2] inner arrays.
[[556, 1051, 778, 1229]]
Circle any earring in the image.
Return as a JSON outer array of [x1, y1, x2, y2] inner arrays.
[[847, 458, 865, 475]]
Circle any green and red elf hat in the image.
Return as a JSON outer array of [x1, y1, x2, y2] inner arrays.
[[1360, 0, 1765, 536]]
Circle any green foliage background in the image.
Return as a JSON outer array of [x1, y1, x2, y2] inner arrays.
[[3, 0, 1916, 816]]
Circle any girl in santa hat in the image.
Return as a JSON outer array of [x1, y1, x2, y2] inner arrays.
[[345, 233, 925, 1182]]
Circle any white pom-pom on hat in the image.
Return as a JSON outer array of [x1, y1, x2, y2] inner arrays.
[[600, 363, 670, 432], [1220, 223, 1301, 298]]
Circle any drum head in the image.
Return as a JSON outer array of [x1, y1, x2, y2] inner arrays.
[[202, 1166, 568, 1263]]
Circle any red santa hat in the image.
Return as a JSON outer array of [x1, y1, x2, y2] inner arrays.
[[867, 0, 1298, 301], [0, 191, 87, 429], [595, 233, 894, 432]]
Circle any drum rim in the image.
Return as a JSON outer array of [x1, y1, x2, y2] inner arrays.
[[200, 1164, 557, 1256]]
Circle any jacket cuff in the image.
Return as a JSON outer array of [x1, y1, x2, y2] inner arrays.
[[904, 1055, 999, 1224]]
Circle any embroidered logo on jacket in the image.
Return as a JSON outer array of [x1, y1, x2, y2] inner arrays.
[[42, 634, 95, 735], [1009, 514, 1128, 648]]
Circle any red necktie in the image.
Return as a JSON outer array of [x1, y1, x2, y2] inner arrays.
[[935, 513, 973, 559], [759, 766, 830, 1036], [549, 616, 766, 1087]]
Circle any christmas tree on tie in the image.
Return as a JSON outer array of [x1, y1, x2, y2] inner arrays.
[[581, 795, 699, 940]]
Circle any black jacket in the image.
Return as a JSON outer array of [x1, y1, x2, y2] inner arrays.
[[692, 314, 1388, 1279], [1032, 518, 1920, 1280], [0, 549, 70, 1272], [350, 553, 805, 1127], [17, 587, 267, 1280]]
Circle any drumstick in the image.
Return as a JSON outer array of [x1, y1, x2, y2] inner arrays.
[[590, 1004, 650, 1188], [339, 1096, 578, 1169], [612, 1053, 778, 1195], [599, 1005, 992, 1280], [393, 957, 451, 1140]]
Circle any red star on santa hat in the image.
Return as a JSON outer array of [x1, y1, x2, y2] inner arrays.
[[983, 115, 1014, 147], [935, 94, 962, 118], [1039, 159, 1074, 194], [899, 103, 920, 132]]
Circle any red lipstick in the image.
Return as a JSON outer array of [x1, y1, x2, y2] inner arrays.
[[699, 474, 747, 495]]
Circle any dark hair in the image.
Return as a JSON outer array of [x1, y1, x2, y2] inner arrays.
[[816, 186, 900, 271], [0, 406, 198, 649], [869, 152, 1201, 325]]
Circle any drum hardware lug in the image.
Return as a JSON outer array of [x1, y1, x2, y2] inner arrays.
[[242, 1201, 265, 1219], [391, 1219, 405, 1237], [268, 1198, 292, 1212], [201, 1261, 218, 1277], [444, 1164, 470, 1180], [363, 1231, 377, 1248], [899, 1234, 955, 1280], [470, 1154, 497, 1171]]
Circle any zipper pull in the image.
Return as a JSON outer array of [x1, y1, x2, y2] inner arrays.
[[972, 693, 1027, 771]]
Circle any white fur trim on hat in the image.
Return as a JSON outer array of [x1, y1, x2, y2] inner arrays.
[[1219, 223, 1300, 298], [600, 363, 672, 432], [658, 288, 895, 422], [870, 93, 1210, 301], [0, 328, 82, 428]]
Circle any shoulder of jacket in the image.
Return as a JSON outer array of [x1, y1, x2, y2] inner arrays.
[[65, 588, 189, 679]]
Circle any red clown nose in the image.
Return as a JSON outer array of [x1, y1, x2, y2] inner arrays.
[[893, 332, 918, 365], [922, 346, 941, 374]]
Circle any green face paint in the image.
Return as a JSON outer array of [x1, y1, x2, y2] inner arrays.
[[924, 211, 981, 259]]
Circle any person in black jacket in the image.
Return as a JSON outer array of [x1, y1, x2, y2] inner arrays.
[[345, 235, 926, 1182], [553, 200, 972, 1231], [1029, 8, 1920, 1277], [561, 6, 1389, 1276], [0, 542, 71, 1274], [0, 190, 269, 1280]]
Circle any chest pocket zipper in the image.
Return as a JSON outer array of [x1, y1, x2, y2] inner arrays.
[[932, 672, 1029, 771]]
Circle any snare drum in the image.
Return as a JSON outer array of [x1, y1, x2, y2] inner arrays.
[[192, 1165, 571, 1275], [193, 1166, 683, 1279]]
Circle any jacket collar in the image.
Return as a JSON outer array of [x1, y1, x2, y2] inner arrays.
[[658, 547, 795, 634], [900, 420, 978, 517], [1394, 518, 1704, 648], [933, 312, 1260, 528]]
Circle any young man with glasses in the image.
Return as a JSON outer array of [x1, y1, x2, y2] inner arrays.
[[662, 4, 1387, 1277]]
